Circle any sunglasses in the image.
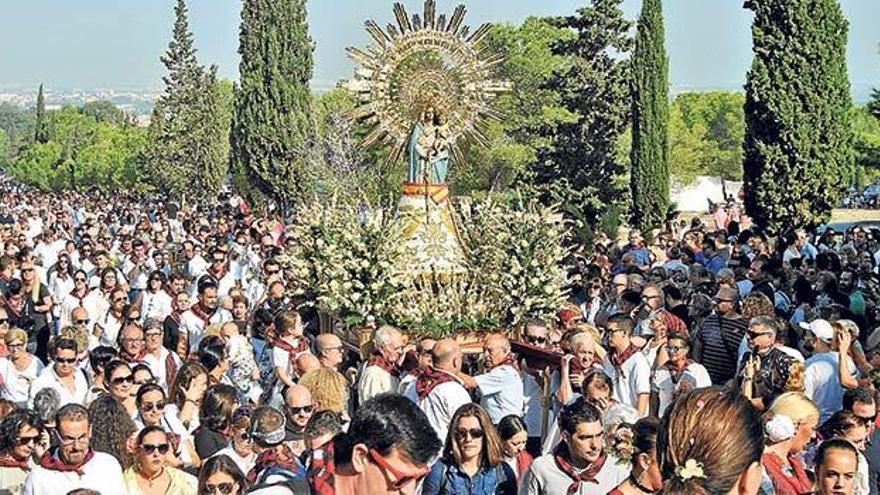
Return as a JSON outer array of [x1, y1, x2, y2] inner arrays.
[[289, 405, 315, 415], [665, 345, 684, 354], [75, 319, 90, 325], [856, 414, 877, 427], [140, 400, 166, 412], [113, 297, 127, 303], [204, 482, 235, 494], [140, 443, 170, 455], [265, 269, 280, 275], [524, 335, 547, 345], [368, 448, 428, 491], [0, 318, 8, 325], [21, 268, 34, 273], [454, 428, 484, 440], [747, 331, 773, 340], [74, 277, 87, 282], [111, 374, 134, 385], [16, 435, 40, 446], [56, 357, 78, 364]]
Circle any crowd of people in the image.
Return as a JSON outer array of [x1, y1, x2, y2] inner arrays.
[[0, 175, 878, 495]]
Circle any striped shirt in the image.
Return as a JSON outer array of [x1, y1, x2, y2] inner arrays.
[[696, 314, 748, 385]]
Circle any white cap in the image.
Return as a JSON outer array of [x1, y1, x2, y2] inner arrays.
[[799, 319, 834, 343]]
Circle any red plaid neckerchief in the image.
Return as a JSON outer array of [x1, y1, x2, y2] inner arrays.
[[0, 454, 29, 470], [39, 448, 94, 476], [189, 303, 214, 327], [209, 266, 228, 281], [761, 452, 811, 495], [664, 359, 695, 385], [553, 443, 607, 494], [308, 440, 335, 495], [415, 367, 456, 400], [168, 310, 181, 325], [246, 444, 300, 485], [274, 336, 309, 356], [367, 351, 399, 378]]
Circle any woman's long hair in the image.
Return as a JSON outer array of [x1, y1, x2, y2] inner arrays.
[[442, 403, 503, 469], [198, 454, 245, 495], [200, 384, 237, 434], [88, 395, 136, 469], [169, 363, 208, 409]]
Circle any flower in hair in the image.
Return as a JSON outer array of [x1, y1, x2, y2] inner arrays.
[[677, 459, 706, 481]]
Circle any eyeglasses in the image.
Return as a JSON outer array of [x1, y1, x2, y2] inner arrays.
[[75, 319, 90, 325], [57, 433, 89, 446], [747, 331, 773, 340], [289, 405, 315, 416], [21, 268, 34, 273], [455, 428, 484, 440], [74, 277, 87, 282], [524, 335, 547, 345], [367, 448, 428, 491], [140, 443, 170, 455], [58, 259, 68, 264], [122, 338, 144, 344], [111, 374, 134, 385], [7, 343, 24, 349], [113, 297, 127, 303], [56, 357, 78, 364], [855, 414, 877, 427], [145, 331, 162, 338], [203, 482, 235, 495], [15, 435, 39, 446], [140, 400, 166, 412]]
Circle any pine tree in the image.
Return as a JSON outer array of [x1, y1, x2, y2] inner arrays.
[[34, 84, 48, 144], [231, 0, 316, 208], [629, 0, 669, 231], [145, 0, 226, 198], [530, 0, 633, 228], [869, 87, 880, 122], [743, 0, 854, 232]]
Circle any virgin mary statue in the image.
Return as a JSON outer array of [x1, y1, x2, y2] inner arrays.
[[407, 107, 450, 184]]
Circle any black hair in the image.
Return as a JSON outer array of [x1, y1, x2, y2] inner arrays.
[[334, 393, 441, 468], [605, 313, 635, 334], [558, 397, 602, 435], [103, 359, 131, 384], [200, 384, 237, 433], [0, 409, 43, 451], [843, 387, 876, 411], [663, 285, 683, 301], [136, 383, 166, 405], [55, 338, 78, 356], [496, 415, 528, 442], [633, 416, 659, 457], [815, 438, 858, 471], [198, 335, 227, 372], [88, 345, 118, 374], [304, 410, 345, 442], [136, 425, 168, 446]]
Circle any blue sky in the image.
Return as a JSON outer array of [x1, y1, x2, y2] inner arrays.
[[1, 0, 878, 101]]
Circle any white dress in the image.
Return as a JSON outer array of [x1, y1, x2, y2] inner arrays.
[[0, 356, 44, 407]]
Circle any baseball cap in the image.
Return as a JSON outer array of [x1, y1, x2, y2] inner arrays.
[[799, 319, 833, 343]]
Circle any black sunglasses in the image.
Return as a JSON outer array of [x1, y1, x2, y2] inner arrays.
[[454, 428, 484, 440], [289, 405, 315, 415], [139, 443, 170, 455], [56, 357, 78, 364], [111, 374, 134, 385]]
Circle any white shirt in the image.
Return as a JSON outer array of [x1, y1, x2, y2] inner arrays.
[[212, 446, 256, 479], [520, 451, 630, 495], [805, 351, 858, 424], [80, 290, 109, 327], [602, 351, 651, 416], [475, 364, 525, 424], [522, 371, 548, 439], [29, 365, 89, 407], [23, 450, 125, 495], [179, 306, 232, 352], [140, 290, 173, 323], [143, 347, 181, 390], [0, 356, 44, 407], [59, 291, 92, 329], [651, 362, 712, 417], [47, 273, 74, 318], [358, 365, 400, 404], [94, 310, 122, 348], [406, 370, 472, 443]]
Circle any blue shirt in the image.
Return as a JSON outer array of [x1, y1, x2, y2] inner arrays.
[[422, 460, 516, 495]]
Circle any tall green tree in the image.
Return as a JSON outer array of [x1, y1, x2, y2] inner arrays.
[[528, 0, 632, 229], [145, 0, 226, 198], [629, 0, 669, 230], [743, 0, 854, 232], [34, 84, 48, 144], [231, 0, 316, 208]]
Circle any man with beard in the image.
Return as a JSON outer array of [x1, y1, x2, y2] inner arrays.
[[22, 404, 125, 494], [283, 384, 315, 457], [179, 280, 231, 356], [739, 316, 801, 411], [357, 326, 404, 403], [520, 397, 628, 494]]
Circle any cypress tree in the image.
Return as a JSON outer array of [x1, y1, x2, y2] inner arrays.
[[629, 0, 669, 231], [35, 84, 48, 144], [743, 0, 854, 232], [145, 0, 226, 198], [231, 0, 315, 208]]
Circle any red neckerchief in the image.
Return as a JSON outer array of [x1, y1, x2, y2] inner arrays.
[[367, 351, 400, 378], [209, 265, 228, 281], [552, 443, 607, 494], [39, 448, 95, 476], [165, 351, 179, 389], [0, 453, 29, 470], [189, 303, 214, 327], [515, 450, 534, 481], [121, 348, 147, 364], [491, 355, 520, 372], [308, 440, 335, 495], [168, 309, 181, 325], [761, 453, 811, 495], [274, 336, 309, 356], [610, 344, 640, 379], [70, 287, 89, 303], [415, 367, 456, 400], [664, 359, 695, 385], [246, 444, 300, 485]]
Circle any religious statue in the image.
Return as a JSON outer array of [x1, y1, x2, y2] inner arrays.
[[407, 107, 451, 184]]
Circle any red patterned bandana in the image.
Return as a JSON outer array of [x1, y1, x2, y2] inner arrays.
[[415, 367, 456, 400], [190, 303, 214, 327], [0, 454, 29, 470], [553, 443, 607, 495], [39, 448, 95, 476], [367, 351, 399, 378]]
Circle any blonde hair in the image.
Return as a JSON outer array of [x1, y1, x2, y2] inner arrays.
[[203, 324, 223, 339], [767, 392, 819, 425], [4, 328, 27, 345], [299, 368, 349, 416], [568, 325, 606, 360]]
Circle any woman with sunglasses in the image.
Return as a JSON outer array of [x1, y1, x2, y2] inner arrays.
[[105, 359, 138, 418], [58, 269, 91, 328], [198, 454, 246, 495], [135, 383, 200, 469], [47, 254, 74, 334], [0, 410, 43, 494], [0, 328, 44, 408], [124, 425, 197, 495], [423, 403, 516, 495]]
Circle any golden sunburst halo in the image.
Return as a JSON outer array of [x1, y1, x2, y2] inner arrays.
[[340, 0, 512, 167]]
